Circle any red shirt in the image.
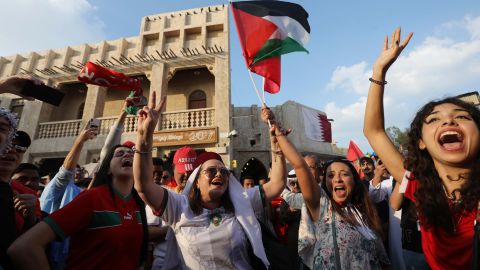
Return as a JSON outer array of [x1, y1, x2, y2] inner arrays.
[[405, 178, 475, 270], [44, 185, 143, 270], [11, 181, 42, 234]]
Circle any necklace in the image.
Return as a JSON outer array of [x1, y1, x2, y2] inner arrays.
[[446, 173, 468, 182], [207, 208, 225, 226], [442, 185, 462, 204]]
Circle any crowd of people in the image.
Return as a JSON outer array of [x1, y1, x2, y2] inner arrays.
[[0, 27, 479, 270]]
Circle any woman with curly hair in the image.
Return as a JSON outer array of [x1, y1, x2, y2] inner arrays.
[[364, 27, 480, 269]]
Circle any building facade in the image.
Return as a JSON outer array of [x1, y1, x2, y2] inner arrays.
[[0, 4, 342, 177], [0, 5, 232, 174]]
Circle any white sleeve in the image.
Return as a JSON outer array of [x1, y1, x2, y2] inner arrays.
[[160, 189, 186, 227], [146, 205, 161, 226], [399, 172, 411, 194]]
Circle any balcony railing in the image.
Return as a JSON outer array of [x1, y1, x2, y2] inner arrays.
[[161, 107, 215, 130], [37, 108, 215, 139]]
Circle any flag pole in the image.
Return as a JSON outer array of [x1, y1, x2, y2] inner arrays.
[[247, 70, 272, 128], [247, 70, 264, 105]]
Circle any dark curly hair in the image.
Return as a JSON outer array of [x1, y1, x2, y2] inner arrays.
[[321, 158, 383, 238], [404, 97, 480, 233]]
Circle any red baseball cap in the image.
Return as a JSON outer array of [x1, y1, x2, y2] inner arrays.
[[173, 146, 197, 173]]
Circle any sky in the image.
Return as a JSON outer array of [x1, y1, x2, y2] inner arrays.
[[1, 0, 479, 152]]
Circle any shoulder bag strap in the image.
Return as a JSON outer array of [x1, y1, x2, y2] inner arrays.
[[331, 209, 342, 270]]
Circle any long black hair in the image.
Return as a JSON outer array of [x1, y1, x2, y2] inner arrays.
[[321, 158, 383, 237], [404, 97, 480, 233], [92, 144, 149, 266]]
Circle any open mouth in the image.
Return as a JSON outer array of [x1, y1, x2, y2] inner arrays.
[[121, 159, 133, 167], [211, 179, 224, 187], [438, 130, 464, 151], [333, 186, 346, 197]]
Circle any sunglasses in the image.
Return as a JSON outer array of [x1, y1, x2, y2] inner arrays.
[[11, 144, 27, 153], [113, 149, 134, 158], [201, 166, 230, 179]]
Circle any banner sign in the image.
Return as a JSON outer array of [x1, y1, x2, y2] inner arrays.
[[152, 127, 218, 147]]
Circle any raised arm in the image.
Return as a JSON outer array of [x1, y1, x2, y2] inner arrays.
[[40, 126, 95, 212], [64, 126, 97, 171], [363, 27, 413, 183], [99, 100, 128, 163], [259, 107, 287, 201], [265, 108, 320, 220], [133, 91, 166, 211], [0, 75, 43, 100]]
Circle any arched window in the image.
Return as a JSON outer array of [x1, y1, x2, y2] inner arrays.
[[188, 90, 206, 109]]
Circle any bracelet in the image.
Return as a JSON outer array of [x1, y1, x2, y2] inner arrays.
[[369, 77, 387, 86], [134, 150, 151, 155]]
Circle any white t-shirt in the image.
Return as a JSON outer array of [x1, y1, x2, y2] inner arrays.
[[160, 188, 263, 270]]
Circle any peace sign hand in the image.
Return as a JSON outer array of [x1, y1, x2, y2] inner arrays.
[[137, 91, 166, 139], [373, 27, 413, 74]]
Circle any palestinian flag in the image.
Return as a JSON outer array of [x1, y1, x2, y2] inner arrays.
[[231, 1, 310, 94]]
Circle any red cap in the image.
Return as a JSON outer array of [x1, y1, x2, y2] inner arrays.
[[193, 152, 223, 169], [173, 146, 197, 173], [122, 140, 135, 149]]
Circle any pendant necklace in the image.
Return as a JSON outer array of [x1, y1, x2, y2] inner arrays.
[[208, 208, 225, 226]]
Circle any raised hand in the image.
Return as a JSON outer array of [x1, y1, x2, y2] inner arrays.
[[79, 126, 98, 142], [0, 75, 44, 100], [137, 91, 166, 138], [373, 27, 413, 74]]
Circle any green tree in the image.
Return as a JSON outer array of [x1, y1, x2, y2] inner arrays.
[[386, 126, 409, 148]]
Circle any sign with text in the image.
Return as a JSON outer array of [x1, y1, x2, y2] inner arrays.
[[152, 127, 218, 147]]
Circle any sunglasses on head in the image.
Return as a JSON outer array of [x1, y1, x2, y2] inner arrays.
[[113, 149, 134, 158], [201, 166, 230, 179]]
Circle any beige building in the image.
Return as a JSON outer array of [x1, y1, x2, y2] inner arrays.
[[0, 4, 341, 177]]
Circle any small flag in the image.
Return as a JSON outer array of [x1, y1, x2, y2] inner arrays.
[[346, 140, 364, 163], [302, 107, 332, 143], [77, 62, 142, 93], [231, 1, 310, 94]]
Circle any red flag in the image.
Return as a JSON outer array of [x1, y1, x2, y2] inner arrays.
[[77, 62, 141, 93], [346, 140, 364, 163], [346, 140, 364, 175]]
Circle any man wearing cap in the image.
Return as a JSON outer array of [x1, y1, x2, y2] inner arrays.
[[171, 146, 197, 193], [0, 130, 41, 269]]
